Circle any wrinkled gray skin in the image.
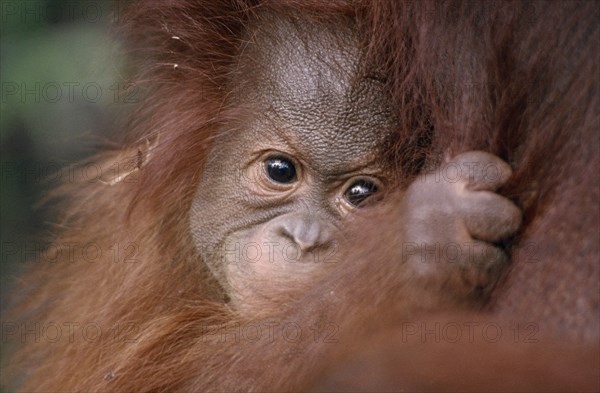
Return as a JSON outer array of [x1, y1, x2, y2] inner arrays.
[[189, 15, 521, 313]]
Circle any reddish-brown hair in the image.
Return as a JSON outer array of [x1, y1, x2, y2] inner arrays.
[[4, 1, 598, 391], [366, 0, 599, 339]]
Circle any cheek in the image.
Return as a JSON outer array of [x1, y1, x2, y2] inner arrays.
[[189, 146, 248, 249], [189, 163, 246, 285]]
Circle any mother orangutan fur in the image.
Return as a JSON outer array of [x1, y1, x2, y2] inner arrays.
[[4, 0, 599, 391]]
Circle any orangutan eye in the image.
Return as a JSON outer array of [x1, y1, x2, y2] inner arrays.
[[344, 179, 378, 206], [265, 156, 297, 184]]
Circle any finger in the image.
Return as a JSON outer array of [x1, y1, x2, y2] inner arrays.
[[459, 191, 522, 242], [459, 240, 508, 291], [447, 151, 513, 191]]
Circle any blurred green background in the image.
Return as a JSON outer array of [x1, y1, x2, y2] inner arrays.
[[1, 0, 127, 311]]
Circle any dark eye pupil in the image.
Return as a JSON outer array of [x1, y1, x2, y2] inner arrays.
[[266, 157, 297, 183], [345, 180, 378, 206]]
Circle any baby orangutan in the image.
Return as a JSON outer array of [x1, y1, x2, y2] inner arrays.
[[189, 13, 520, 313]]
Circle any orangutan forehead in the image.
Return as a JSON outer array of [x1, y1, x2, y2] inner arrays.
[[232, 12, 393, 166]]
